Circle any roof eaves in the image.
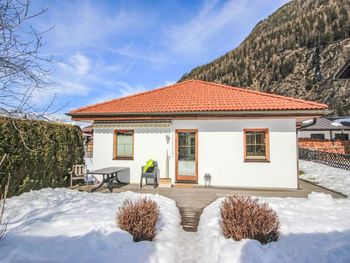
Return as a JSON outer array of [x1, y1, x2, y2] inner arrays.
[[67, 108, 330, 117]]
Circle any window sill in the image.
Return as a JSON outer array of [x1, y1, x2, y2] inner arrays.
[[113, 157, 134, 161], [244, 159, 270, 163]]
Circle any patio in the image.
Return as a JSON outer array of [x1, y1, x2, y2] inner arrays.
[[77, 179, 345, 232]]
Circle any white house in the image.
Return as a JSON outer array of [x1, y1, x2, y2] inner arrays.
[[299, 117, 350, 140], [68, 80, 328, 189]]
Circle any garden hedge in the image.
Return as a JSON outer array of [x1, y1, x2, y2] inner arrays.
[[0, 117, 84, 197]]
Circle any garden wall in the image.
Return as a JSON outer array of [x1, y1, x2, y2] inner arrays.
[[0, 117, 84, 197], [298, 138, 350, 154]]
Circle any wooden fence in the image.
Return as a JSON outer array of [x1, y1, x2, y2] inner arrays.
[[299, 148, 350, 170]]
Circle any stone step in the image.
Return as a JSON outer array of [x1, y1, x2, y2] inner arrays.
[[178, 207, 203, 232], [173, 183, 196, 189]]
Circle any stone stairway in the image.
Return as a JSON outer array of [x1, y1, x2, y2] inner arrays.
[[178, 207, 203, 232]]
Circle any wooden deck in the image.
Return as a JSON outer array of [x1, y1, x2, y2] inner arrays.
[[77, 179, 345, 232]]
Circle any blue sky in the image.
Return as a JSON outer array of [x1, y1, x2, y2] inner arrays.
[[30, 0, 289, 118]]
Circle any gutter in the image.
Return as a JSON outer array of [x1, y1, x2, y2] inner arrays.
[[67, 109, 331, 117]]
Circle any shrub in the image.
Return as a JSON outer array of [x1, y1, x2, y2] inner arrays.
[[117, 198, 159, 242], [220, 196, 280, 244], [0, 117, 84, 197]]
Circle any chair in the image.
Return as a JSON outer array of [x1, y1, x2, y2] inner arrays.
[[140, 161, 158, 188], [70, 164, 87, 187]]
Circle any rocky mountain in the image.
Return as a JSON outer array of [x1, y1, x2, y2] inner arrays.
[[180, 0, 350, 115]]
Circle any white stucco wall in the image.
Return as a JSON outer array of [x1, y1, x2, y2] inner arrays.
[[92, 118, 298, 189], [298, 130, 350, 140], [92, 127, 170, 184]]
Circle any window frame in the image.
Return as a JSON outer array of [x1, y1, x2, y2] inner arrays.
[[113, 130, 134, 160], [310, 133, 325, 140], [334, 133, 349, 140], [243, 128, 270, 162]]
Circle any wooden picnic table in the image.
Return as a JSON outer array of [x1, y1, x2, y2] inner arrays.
[[89, 167, 129, 192]]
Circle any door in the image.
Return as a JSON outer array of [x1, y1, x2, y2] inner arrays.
[[176, 129, 198, 182]]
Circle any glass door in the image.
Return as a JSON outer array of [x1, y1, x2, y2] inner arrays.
[[176, 130, 198, 182]]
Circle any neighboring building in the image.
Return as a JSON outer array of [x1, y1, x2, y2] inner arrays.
[[299, 117, 350, 140], [82, 125, 93, 157], [68, 80, 328, 189]]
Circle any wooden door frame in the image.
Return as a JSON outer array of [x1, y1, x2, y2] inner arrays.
[[175, 129, 198, 183]]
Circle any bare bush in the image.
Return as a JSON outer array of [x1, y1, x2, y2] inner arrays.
[[116, 198, 159, 242], [220, 196, 280, 244]]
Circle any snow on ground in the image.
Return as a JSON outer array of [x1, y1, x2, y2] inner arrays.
[[198, 193, 350, 263], [0, 188, 181, 263], [300, 160, 350, 197], [175, 232, 202, 263], [3, 160, 350, 263]]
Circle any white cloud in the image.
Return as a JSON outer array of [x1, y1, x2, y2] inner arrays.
[[33, 51, 143, 109], [164, 81, 176, 86], [114, 82, 146, 97], [94, 59, 137, 76], [29, 81, 89, 105], [58, 53, 91, 76], [105, 44, 166, 64], [164, 0, 243, 53], [163, 0, 289, 55], [58, 81, 89, 95], [45, 1, 140, 50], [71, 53, 91, 75], [28, 0, 290, 114], [85, 81, 146, 106]]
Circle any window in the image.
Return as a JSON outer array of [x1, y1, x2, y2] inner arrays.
[[244, 129, 269, 161], [310, 133, 325, 140], [334, 133, 349, 140], [113, 130, 134, 160]]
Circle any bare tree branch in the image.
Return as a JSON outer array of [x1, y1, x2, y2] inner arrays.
[[0, 0, 56, 120]]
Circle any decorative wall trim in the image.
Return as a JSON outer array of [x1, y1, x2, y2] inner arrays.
[[93, 121, 172, 129]]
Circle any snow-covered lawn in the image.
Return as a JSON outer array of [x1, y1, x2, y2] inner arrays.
[[0, 188, 181, 263], [300, 160, 350, 197], [2, 183, 350, 262], [198, 193, 350, 263]]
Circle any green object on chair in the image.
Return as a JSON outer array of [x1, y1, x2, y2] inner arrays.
[[143, 159, 154, 173]]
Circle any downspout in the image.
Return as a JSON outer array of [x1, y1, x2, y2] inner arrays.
[[296, 130, 300, 189]]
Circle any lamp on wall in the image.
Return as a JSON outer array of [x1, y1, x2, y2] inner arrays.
[[165, 134, 170, 144]]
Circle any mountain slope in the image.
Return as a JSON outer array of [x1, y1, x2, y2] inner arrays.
[[180, 0, 350, 115]]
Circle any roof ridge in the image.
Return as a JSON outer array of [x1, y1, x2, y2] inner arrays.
[[69, 81, 193, 114], [190, 79, 327, 108]]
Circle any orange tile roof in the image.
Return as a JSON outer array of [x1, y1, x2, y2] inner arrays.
[[69, 80, 328, 115]]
